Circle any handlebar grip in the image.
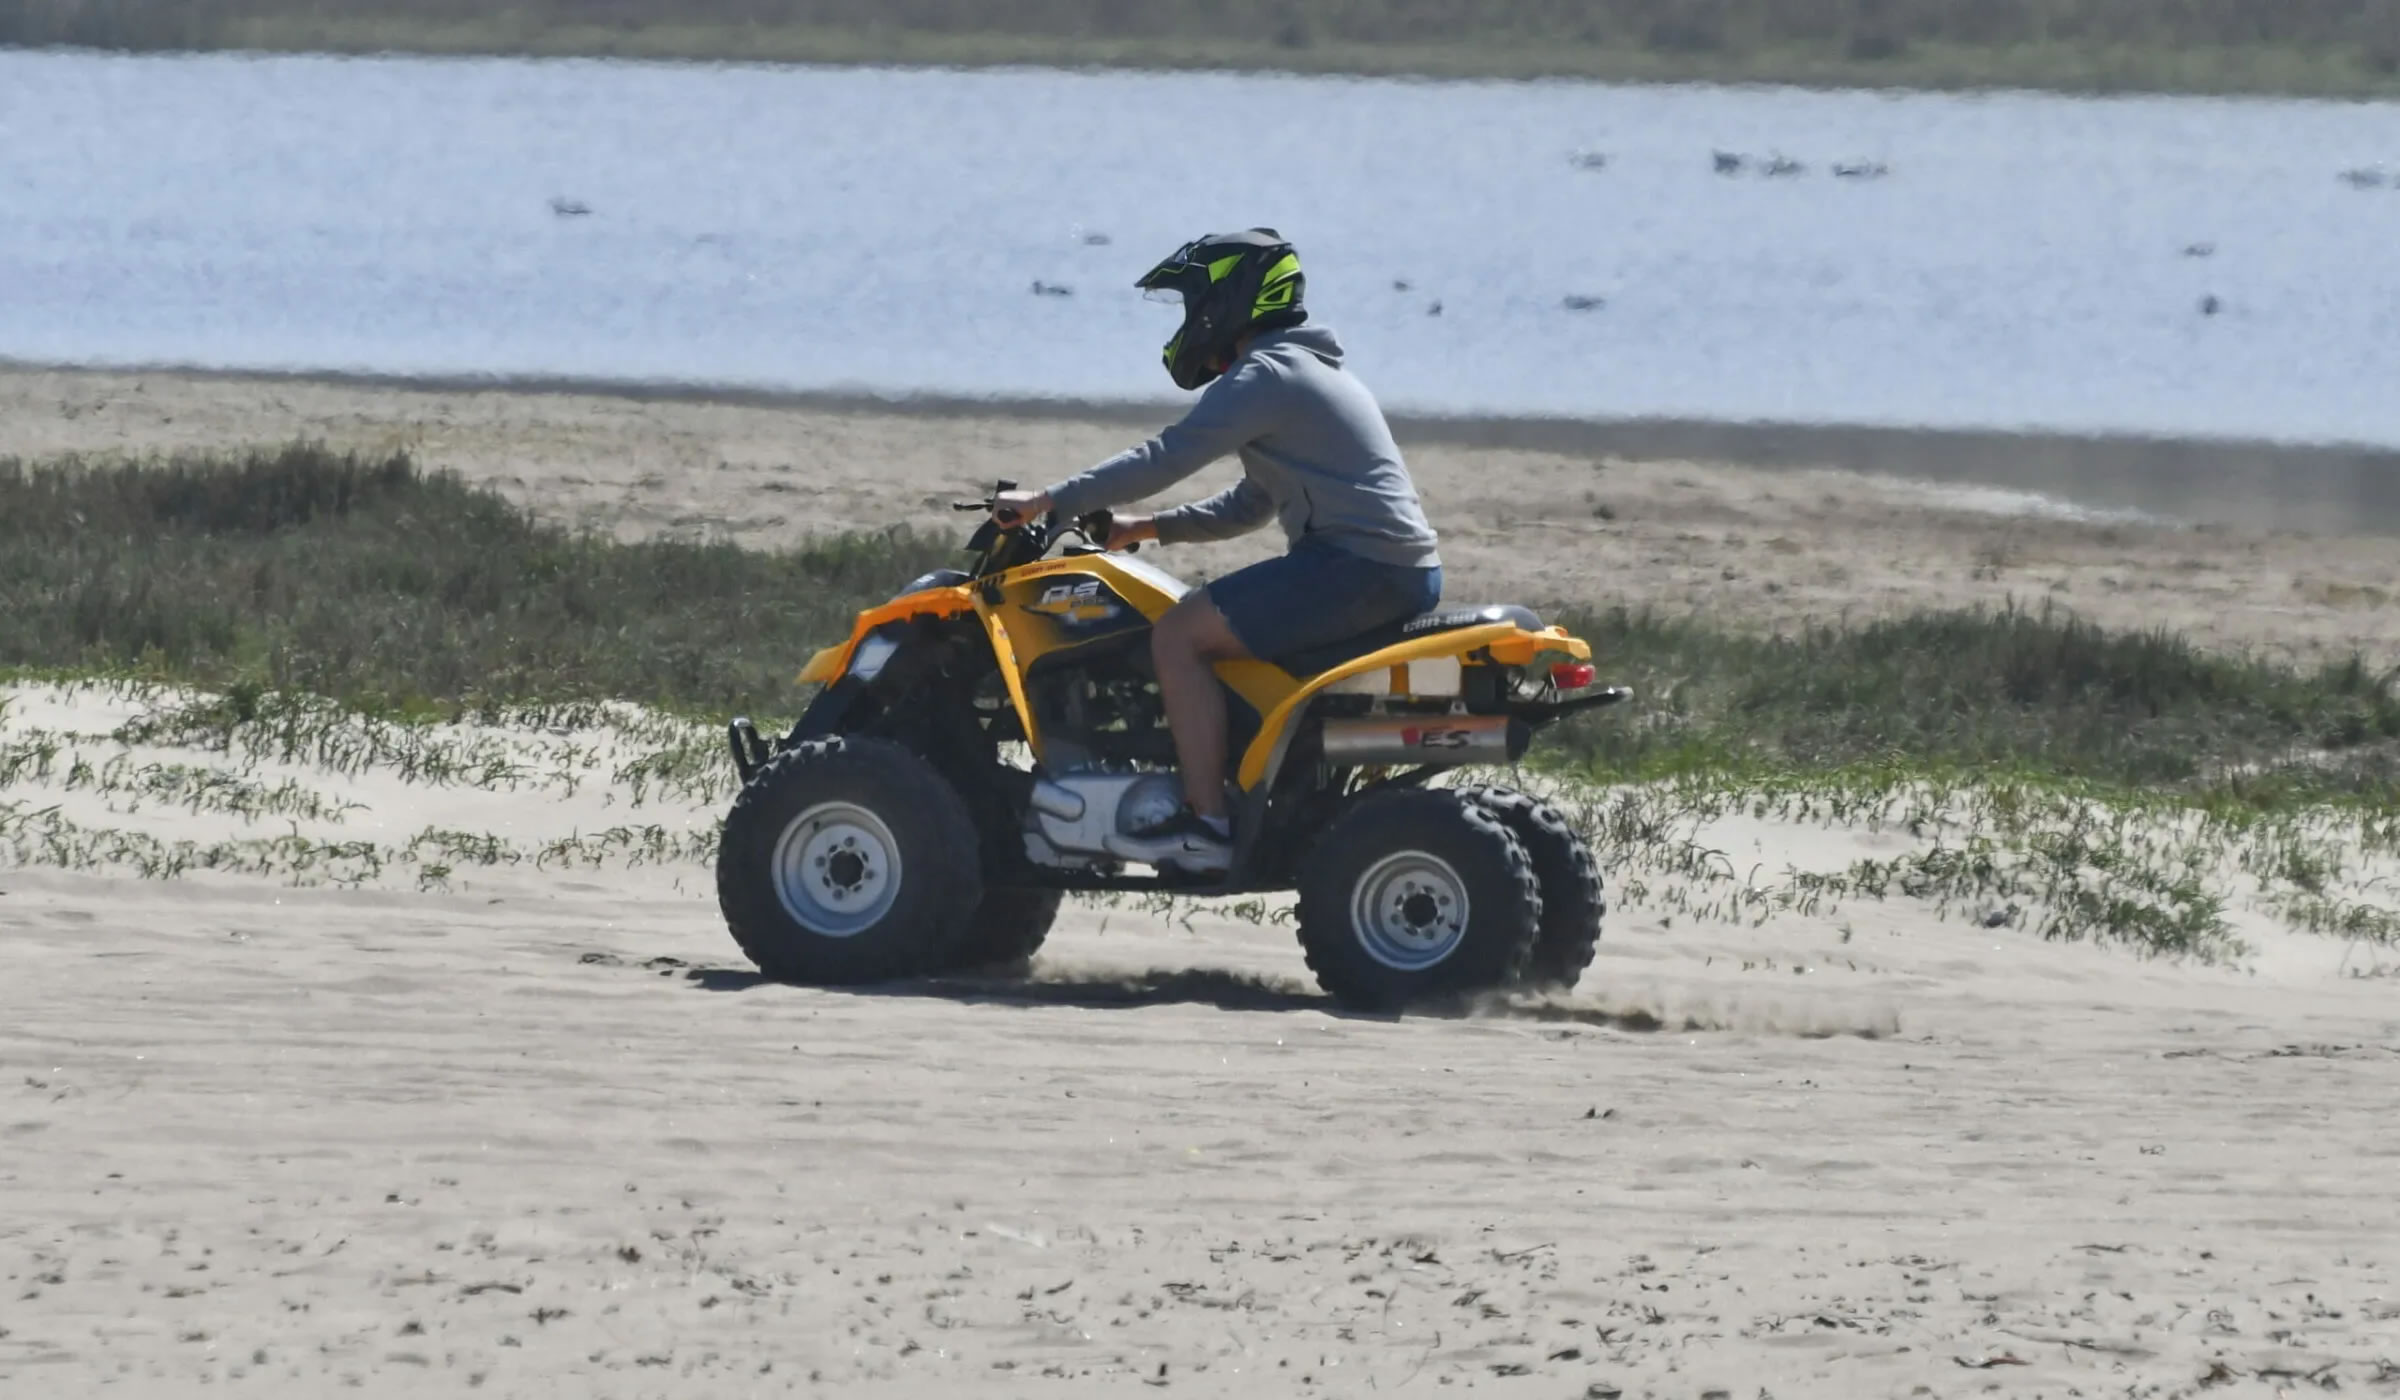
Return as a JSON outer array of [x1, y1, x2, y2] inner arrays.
[[1077, 509, 1141, 553]]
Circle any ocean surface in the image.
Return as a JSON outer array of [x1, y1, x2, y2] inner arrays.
[[4, 47, 2398, 445]]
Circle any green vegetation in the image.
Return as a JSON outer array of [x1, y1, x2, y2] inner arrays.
[[0, 443, 954, 716], [4, 444, 2394, 958], [6, 0, 2400, 97], [1553, 764, 2399, 961], [8, 441, 2394, 803], [1550, 604, 2400, 799], [1524, 603, 2400, 961], [10, 444, 2393, 794], [1, 678, 732, 889]]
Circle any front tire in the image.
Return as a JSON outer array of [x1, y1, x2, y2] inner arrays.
[[1459, 786, 1605, 991], [949, 888, 1063, 973], [717, 736, 983, 984], [1296, 789, 1543, 1012]]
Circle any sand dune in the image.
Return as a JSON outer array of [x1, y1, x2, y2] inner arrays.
[[5, 679, 2397, 1397]]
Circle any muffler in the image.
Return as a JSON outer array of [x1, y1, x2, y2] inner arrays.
[[1320, 714, 1519, 766]]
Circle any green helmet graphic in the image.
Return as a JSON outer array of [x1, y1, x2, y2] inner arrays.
[[1136, 228, 1308, 391]]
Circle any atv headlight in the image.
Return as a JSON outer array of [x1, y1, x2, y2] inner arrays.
[[848, 633, 899, 683]]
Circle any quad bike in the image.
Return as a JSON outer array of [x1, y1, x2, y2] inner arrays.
[[715, 481, 1630, 1011]]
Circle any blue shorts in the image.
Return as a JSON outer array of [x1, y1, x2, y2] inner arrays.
[[1204, 537, 1443, 663]]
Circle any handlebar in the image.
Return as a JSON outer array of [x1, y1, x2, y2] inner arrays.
[[949, 484, 1137, 553], [1077, 508, 1137, 552], [950, 477, 1018, 516]]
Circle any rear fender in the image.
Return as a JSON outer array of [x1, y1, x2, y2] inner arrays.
[[1234, 623, 1591, 791]]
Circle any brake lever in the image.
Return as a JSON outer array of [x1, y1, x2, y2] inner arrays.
[[953, 479, 1021, 515], [955, 499, 1035, 529]]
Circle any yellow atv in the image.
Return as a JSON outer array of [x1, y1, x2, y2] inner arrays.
[[717, 481, 1629, 1011]]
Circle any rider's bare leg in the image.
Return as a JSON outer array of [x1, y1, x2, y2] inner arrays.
[[1149, 594, 1249, 823]]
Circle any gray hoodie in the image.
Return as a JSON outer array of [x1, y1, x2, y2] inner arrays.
[[1043, 326, 1440, 569]]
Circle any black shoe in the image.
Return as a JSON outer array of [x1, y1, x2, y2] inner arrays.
[[1117, 805, 1233, 874]]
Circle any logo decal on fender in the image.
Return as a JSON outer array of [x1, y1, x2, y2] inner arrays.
[[1028, 578, 1124, 626]]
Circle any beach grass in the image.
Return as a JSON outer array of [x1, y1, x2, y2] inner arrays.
[[7, 443, 2394, 800], [6, 442, 2396, 956], [0, 442, 956, 717]]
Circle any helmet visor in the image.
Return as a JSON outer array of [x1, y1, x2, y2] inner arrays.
[[1142, 286, 1187, 306]]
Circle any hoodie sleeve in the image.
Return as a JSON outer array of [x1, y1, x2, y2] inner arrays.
[[1042, 358, 1284, 520], [1154, 477, 1275, 544]]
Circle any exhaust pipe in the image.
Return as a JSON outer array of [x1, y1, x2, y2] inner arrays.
[[1321, 715, 1518, 766]]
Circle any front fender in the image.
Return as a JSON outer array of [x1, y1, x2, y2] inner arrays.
[[796, 583, 977, 686], [785, 674, 870, 745], [785, 612, 977, 746]]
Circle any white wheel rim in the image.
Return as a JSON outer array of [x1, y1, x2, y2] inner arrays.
[[771, 801, 902, 938], [1350, 851, 1471, 971]]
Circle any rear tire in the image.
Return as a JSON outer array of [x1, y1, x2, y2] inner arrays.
[[1460, 786, 1605, 991], [949, 888, 1063, 973], [717, 736, 982, 984], [1296, 789, 1542, 1012]]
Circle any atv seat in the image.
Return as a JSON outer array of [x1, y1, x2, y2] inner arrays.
[[1275, 604, 1544, 678]]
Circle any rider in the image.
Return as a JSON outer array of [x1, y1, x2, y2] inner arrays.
[[991, 228, 1443, 873]]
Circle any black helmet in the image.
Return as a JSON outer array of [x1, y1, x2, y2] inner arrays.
[[1136, 228, 1307, 391]]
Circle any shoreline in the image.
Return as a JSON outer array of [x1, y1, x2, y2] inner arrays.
[[7, 26, 2400, 102], [11, 358, 2400, 535]]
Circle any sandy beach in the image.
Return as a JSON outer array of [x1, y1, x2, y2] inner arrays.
[[5, 367, 2399, 1398], [2, 677, 2396, 1398]]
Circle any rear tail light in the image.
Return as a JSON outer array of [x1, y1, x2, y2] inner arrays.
[[1550, 662, 1597, 690]]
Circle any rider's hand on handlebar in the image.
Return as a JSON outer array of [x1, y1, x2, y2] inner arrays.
[[991, 489, 1051, 528], [1101, 512, 1159, 551]]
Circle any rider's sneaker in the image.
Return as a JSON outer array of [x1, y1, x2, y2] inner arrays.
[[1118, 805, 1233, 875]]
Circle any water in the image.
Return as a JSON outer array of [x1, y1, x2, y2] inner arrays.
[[4, 48, 2398, 445]]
